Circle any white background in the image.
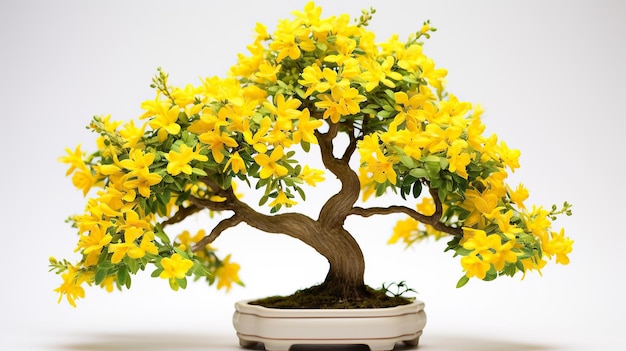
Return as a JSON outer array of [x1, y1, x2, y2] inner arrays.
[[1, 0, 625, 350]]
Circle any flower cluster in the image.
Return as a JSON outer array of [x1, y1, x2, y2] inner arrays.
[[51, 2, 572, 305]]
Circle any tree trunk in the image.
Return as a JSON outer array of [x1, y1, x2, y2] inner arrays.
[[315, 226, 368, 300]]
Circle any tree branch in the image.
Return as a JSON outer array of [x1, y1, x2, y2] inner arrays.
[[315, 122, 361, 227], [428, 183, 444, 219], [342, 129, 360, 162], [349, 205, 463, 237], [192, 214, 243, 252], [189, 186, 325, 255], [189, 196, 235, 212], [161, 204, 203, 227]]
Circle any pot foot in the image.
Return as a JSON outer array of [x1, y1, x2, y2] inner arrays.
[[403, 335, 421, 347], [238, 337, 259, 348]]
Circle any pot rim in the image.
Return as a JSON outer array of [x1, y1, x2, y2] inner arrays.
[[234, 299, 425, 318]]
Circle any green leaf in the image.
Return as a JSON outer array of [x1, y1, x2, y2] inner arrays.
[[124, 256, 140, 274], [94, 267, 108, 285], [382, 103, 395, 112], [384, 89, 396, 100], [168, 278, 180, 291], [402, 75, 419, 84], [409, 168, 428, 179], [399, 154, 415, 168], [412, 181, 422, 198], [192, 168, 207, 176], [483, 268, 497, 281], [456, 275, 469, 288], [295, 186, 306, 201], [377, 110, 392, 118], [301, 141, 311, 152], [259, 194, 269, 206], [117, 266, 131, 289], [361, 108, 378, 115]]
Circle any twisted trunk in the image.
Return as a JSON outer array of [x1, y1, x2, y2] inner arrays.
[[316, 226, 367, 300], [184, 120, 459, 304]]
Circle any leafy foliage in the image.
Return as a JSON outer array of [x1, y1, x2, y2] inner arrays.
[[52, 1, 572, 307]]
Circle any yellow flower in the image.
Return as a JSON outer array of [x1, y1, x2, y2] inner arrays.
[[117, 209, 152, 232], [59, 144, 86, 176], [119, 120, 146, 149], [520, 255, 547, 279], [54, 264, 86, 308], [176, 229, 210, 251], [299, 64, 324, 97], [119, 149, 155, 174], [359, 56, 402, 91], [461, 228, 500, 257], [99, 276, 116, 293], [109, 228, 143, 264], [160, 253, 194, 280], [447, 139, 471, 179], [269, 190, 298, 207], [164, 144, 208, 176], [291, 1, 333, 33], [497, 141, 521, 171], [224, 151, 247, 174], [76, 226, 112, 267], [71, 168, 97, 196], [543, 228, 574, 265], [142, 99, 181, 135], [215, 254, 241, 291], [358, 167, 377, 202], [299, 66, 350, 97], [419, 57, 447, 92], [324, 36, 357, 66], [243, 116, 272, 153], [461, 254, 490, 279], [392, 91, 428, 132], [491, 210, 524, 238], [298, 165, 325, 186], [363, 149, 397, 185], [270, 18, 306, 62], [255, 61, 282, 83], [388, 217, 418, 245], [264, 93, 302, 122], [171, 84, 200, 107], [292, 108, 323, 144], [123, 168, 162, 198], [508, 183, 529, 210], [315, 85, 365, 123], [417, 197, 436, 216], [254, 146, 288, 179], [198, 129, 238, 163], [483, 239, 518, 271]]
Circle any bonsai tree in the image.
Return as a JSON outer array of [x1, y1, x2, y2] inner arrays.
[[51, 2, 573, 308]]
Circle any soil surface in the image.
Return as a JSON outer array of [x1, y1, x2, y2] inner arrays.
[[249, 284, 414, 309]]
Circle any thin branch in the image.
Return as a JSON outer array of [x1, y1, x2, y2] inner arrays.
[[189, 196, 235, 212], [161, 204, 202, 227], [429, 184, 444, 219], [342, 117, 367, 162], [192, 215, 243, 252], [349, 205, 463, 237], [342, 130, 360, 161]]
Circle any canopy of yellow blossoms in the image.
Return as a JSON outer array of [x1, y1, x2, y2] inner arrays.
[[51, 2, 572, 306]]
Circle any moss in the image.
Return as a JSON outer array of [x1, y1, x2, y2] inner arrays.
[[249, 284, 414, 309]]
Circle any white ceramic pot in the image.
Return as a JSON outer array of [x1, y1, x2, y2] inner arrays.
[[232, 299, 427, 351]]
